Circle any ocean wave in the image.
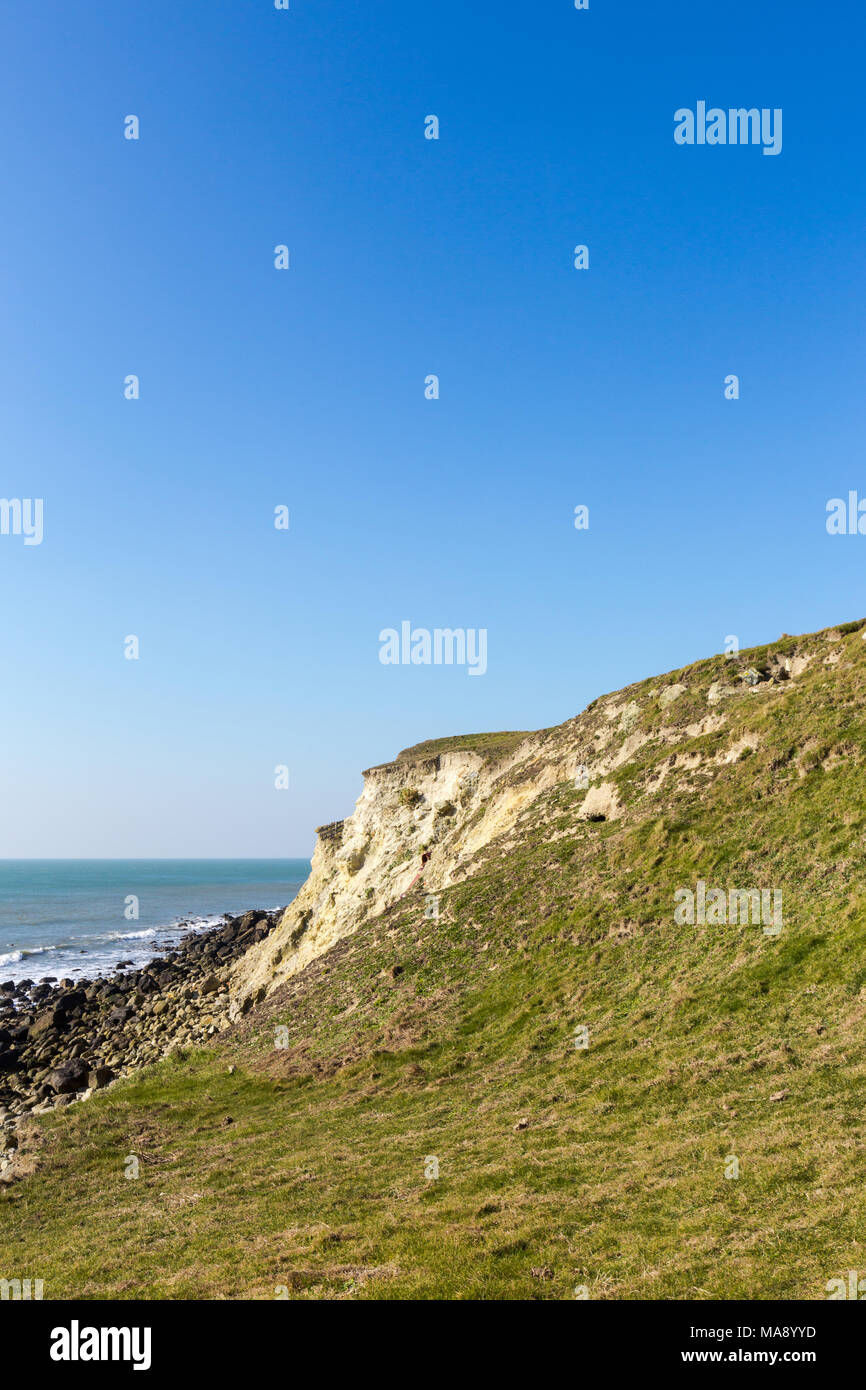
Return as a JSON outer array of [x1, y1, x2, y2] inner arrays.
[[0, 943, 59, 967], [103, 928, 158, 941], [0, 904, 284, 982]]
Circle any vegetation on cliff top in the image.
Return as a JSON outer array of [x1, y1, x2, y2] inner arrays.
[[394, 730, 534, 765]]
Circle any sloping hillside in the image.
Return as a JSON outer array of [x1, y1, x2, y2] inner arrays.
[[4, 620, 866, 1300]]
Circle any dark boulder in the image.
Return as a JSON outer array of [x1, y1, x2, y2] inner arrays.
[[30, 1009, 67, 1038], [107, 1005, 135, 1027], [46, 1058, 89, 1094], [57, 990, 86, 1015]]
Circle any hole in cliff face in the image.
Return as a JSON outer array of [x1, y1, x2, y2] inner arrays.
[[586, 813, 607, 823]]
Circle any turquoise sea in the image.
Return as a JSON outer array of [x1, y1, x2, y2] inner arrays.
[[0, 859, 310, 983]]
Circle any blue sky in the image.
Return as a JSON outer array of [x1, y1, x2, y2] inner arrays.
[[1, 1, 864, 856]]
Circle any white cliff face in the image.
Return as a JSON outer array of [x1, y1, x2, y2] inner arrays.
[[230, 739, 559, 1009], [229, 709, 645, 1011]]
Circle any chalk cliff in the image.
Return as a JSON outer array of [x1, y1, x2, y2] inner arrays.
[[230, 620, 856, 1012]]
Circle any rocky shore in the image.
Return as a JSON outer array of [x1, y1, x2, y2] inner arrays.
[[0, 907, 281, 1174]]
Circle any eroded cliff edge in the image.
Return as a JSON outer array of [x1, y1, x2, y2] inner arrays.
[[230, 620, 854, 1014], [230, 733, 555, 1010]]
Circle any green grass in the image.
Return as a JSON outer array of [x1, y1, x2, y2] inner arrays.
[[4, 622, 866, 1299]]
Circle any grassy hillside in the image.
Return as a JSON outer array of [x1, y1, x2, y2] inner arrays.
[[4, 622, 866, 1300]]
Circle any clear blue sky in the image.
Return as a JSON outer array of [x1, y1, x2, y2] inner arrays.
[[1, 1, 864, 856]]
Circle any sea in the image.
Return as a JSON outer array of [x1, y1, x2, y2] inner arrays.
[[0, 859, 310, 985]]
